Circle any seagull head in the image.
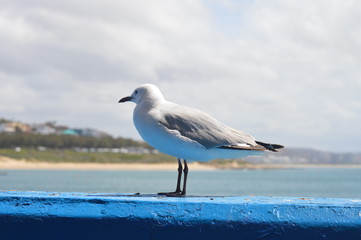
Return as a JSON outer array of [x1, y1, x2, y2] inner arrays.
[[118, 84, 165, 105]]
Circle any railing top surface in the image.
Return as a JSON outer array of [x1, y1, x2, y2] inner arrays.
[[1, 190, 361, 205]]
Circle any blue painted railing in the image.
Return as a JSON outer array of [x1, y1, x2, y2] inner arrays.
[[1, 191, 361, 240]]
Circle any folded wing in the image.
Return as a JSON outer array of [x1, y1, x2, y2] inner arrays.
[[158, 104, 258, 149]]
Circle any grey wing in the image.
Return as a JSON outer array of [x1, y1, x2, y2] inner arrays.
[[158, 105, 257, 149]]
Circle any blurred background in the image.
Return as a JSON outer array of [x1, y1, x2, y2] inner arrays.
[[1, 0, 361, 197], [1, 0, 360, 151]]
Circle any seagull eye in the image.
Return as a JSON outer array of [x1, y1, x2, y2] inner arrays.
[[135, 90, 138, 94]]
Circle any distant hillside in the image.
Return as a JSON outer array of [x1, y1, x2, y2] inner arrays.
[[0, 118, 151, 150], [2, 117, 361, 165], [0, 118, 109, 138], [253, 148, 361, 165]]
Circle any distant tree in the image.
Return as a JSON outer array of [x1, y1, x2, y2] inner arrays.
[[0, 133, 153, 150], [0, 118, 10, 124], [44, 121, 57, 127]]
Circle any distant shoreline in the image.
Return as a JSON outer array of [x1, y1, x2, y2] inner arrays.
[[0, 156, 215, 171], [1, 156, 361, 170]]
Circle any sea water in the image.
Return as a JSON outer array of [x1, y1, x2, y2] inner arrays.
[[1, 168, 361, 198]]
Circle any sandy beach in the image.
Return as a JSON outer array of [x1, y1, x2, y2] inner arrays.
[[0, 156, 216, 170], [1, 156, 361, 170]]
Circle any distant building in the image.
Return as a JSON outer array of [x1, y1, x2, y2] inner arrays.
[[0, 119, 111, 139], [53, 125, 68, 135], [62, 129, 79, 136], [32, 124, 56, 135], [74, 128, 110, 138], [0, 122, 31, 133], [0, 123, 15, 133]]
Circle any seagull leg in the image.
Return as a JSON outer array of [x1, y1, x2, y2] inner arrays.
[[165, 159, 188, 197], [181, 160, 188, 196], [158, 158, 183, 195], [175, 158, 183, 193]]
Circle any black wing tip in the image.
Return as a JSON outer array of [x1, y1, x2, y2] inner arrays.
[[255, 141, 284, 152], [217, 145, 264, 151]]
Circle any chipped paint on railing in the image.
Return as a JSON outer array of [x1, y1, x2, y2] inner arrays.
[[1, 191, 361, 240]]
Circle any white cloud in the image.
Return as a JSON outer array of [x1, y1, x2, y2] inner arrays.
[[0, 0, 360, 151]]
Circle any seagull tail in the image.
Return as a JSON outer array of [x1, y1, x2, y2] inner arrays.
[[255, 141, 284, 152]]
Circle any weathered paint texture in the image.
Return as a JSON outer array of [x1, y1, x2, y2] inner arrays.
[[1, 191, 361, 240]]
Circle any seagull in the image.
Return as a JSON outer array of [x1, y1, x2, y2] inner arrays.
[[119, 84, 283, 197]]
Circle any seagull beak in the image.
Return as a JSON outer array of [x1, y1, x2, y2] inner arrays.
[[118, 96, 133, 103]]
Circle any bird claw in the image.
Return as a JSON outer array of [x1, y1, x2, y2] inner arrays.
[[157, 191, 185, 197]]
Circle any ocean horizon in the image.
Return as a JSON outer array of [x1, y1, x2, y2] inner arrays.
[[1, 168, 361, 198]]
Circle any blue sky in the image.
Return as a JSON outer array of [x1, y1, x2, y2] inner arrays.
[[0, 0, 360, 152]]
